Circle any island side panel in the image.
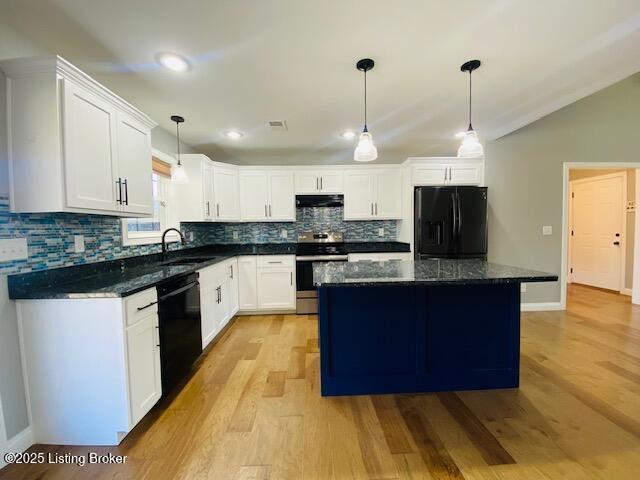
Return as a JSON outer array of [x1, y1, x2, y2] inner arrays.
[[318, 283, 521, 396]]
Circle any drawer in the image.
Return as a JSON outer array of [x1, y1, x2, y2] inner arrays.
[[125, 288, 158, 326], [256, 255, 295, 268]]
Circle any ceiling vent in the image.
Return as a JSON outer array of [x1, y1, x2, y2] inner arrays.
[[268, 120, 288, 131]]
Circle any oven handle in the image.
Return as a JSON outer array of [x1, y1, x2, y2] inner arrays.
[[295, 255, 349, 261], [159, 281, 199, 300]]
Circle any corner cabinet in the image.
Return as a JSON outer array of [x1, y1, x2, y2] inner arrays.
[[237, 255, 296, 312], [239, 169, 295, 221], [16, 287, 162, 445], [344, 169, 402, 220], [1, 55, 157, 216], [408, 157, 484, 186]]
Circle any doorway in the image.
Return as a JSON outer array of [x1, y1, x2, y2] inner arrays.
[[568, 171, 627, 291]]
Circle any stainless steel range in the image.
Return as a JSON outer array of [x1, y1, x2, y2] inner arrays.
[[296, 231, 347, 314]]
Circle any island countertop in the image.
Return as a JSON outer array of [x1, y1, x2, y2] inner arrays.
[[313, 258, 558, 287]]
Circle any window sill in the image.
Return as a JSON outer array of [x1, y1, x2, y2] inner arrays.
[[122, 233, 180, 247]]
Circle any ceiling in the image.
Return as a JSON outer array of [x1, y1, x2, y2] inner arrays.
[[3, 0, 640, 165]]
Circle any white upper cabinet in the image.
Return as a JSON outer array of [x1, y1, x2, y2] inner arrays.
[[344, 169, 402, 220], [203, 162, 215, 221], [295, 170, 343, 194], [1, 56, 156, 215], [409, 157, 484, 186], [213, 165, 240, 221], [240, 169, 295, 222]]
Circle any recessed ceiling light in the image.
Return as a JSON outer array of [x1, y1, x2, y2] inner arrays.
[[340, 131, 356, 140], [224, 130, 244, 140], [156, 52, 190, 72]]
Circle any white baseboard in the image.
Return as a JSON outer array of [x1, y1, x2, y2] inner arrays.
[[521, 302, 564, 312], [7, 426, 34, 453], [621, 288, 632, 296]]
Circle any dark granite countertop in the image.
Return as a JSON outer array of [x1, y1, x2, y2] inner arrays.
[[313, 259, 558, 287], [7, 240, 410, 300]]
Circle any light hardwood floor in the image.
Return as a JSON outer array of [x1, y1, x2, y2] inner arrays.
[[2, 284, 640, 479]]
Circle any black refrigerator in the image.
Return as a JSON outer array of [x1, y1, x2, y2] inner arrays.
[[414, 186, 487, 259]]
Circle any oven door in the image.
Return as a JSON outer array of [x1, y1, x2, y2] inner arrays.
[[295, 255, 348, 314]]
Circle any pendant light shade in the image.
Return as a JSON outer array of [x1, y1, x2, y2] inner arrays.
[[457, 60, 484, 158], [171, 115, 189, 184], [354, 58, 377, 162]]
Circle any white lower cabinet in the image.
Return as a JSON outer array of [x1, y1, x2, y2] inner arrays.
[[17, 287, 161, 445], [348, 252, 413, 262], [238, 255, 296, 312], [199, 258, 239, 348]]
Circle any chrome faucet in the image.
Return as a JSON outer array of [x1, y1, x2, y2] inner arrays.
[[161, 228, 187, 261]]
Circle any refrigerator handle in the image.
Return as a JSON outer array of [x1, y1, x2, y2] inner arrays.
[[456, 190, 462, 238], [451, 192, 457, 243]]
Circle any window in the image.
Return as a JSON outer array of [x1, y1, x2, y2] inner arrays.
[[122, 153, 179, 246]]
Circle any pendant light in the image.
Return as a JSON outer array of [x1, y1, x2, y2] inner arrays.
[[457, 59, 484, 158], [354, 58, 378, 162], [170, 115, 188, 183]]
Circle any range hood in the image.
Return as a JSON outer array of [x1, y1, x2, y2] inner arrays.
[[295, 194, 344, 208]]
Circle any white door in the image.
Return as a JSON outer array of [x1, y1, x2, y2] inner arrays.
[[238, 256, 258, 310], [375, 169, 402, 219], [214, 282, 229, 331], [295, 171, 320, 193], [268, 171, 295, 221], [202, 163, 215, 221], [344, 171, 375, 220], [228, 259, 239, 316], [571, 175, 624, 291], [257, 267, 295, 309], [214, 166, 240, 221], [116, 113, 153, 215], [126, 314, 162, 425], [449, 164, 482, 185], [62, 80, 119, 212], [240, 171, 269, 221], [200, 282, 218, 347], [412, 165, 448, 186], [319, 172, 343, 193]]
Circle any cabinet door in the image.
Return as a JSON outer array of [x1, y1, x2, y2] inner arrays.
[[215, 282, 230, 331], [268, 171, 295, 221], [213, 166, 240, 221], [295, 171, 320, 194], [117, 113, 153, 215], [344, 171, 375, 220], [227, 260, 239, 316], [203, 163, 215, 220], [62, 80, 119, 212], [412, 165, 448, 186], [319, 172, 344, 193], [240, 171, 269, 221], [200, 284, 218, 348], [449, 164, 482, 185], [238, 256, 258, 310], [257, 267, 295, 309], [126, 314, 161, 425], [375, 169, 402, 219]]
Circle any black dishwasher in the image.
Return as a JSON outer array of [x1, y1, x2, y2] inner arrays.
[[157, 273, 202, 395]]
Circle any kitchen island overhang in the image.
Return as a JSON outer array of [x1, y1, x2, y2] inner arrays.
[[313, 259, 558, 397]]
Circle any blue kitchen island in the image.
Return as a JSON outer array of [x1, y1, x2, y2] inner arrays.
[[313, 259, 557, 396]]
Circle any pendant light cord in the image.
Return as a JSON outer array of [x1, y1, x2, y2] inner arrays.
[[363, 68, 368, 131], [175, 121, 182, 166], [468, 70, 473, 131]]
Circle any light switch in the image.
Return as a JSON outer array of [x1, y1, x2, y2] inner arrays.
[[378, 228, 385, 237], [0, 238, 28, 261], [233, 231, 239, 240], [74, 235, 85, 253], [542, 226, 552, 236]]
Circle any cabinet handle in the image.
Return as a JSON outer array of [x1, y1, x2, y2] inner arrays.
[[123, 179, 129, 205], [371, 203, 374, 215], [268, 261, 282, 264], [444, 169, 447, 182], [290, 272, 293, 286], [265, 204, 268, 217], [206, 201, 210, 216], [375, 203, 378, 215], [269, 204, 272, 217], [217, 203, 220, 217], [320, 177, 323, 190], [136, 301, 157, 311], [230, 264, 234, 279], [115, 178, 123, 205], [316, 177, 319, 190]]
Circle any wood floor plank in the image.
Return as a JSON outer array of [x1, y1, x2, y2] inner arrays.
[[597, 360, 640, 384], [286, 346, 306, 379], [436, 392, 515, 466], [262, 371, 287, 398], [371, 395, 416, 454]]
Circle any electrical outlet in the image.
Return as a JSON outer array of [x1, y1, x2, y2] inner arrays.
[[0, 238, 28, 261], [233, 231, 239, 240], [542, 225, 552, 236], [378, 228, 385, 237], [74, 235, 85, 253], [281, 229, 288, 239], [521, 283, 527, 293]]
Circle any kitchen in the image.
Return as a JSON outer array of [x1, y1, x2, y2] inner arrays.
[[1, 2, 640, 479]]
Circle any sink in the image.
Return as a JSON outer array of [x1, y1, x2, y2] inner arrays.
[[162, 257, 219, 266]]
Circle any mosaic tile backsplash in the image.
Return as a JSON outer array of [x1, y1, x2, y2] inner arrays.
[[0, 200, 397, 276]]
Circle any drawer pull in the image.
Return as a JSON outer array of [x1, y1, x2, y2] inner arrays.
[[136, 301, 157, 311], [268, 261, 282, 264]]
